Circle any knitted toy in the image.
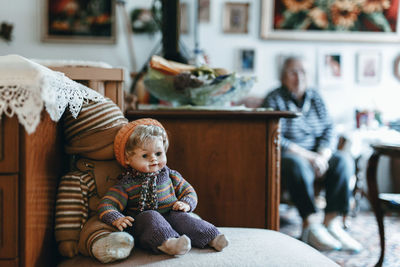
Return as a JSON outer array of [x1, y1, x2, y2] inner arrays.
[[97, 118, 229, 258], [55, 98, 135, 263]]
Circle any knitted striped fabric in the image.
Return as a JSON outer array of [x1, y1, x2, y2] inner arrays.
[[98, 166, 198, 226], [62, 97, 127, 154], [261, 87, 335, 152], [55, 170, 96, 242], [126, 167, 161, 212]]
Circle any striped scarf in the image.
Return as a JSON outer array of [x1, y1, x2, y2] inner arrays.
[[122, 167, 160, 212]]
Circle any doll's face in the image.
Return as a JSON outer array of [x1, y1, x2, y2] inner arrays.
[[125, 136, 167, 173]]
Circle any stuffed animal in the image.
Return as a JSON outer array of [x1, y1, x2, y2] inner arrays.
[[55, 98, 135, 263]]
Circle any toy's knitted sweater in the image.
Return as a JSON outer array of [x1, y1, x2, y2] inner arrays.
[[55, 170, 96, 242], [98, 166, 198, 225]]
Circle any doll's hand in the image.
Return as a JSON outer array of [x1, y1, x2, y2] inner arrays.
[[112, 216, 135, 231], [58, 240, 79, 258], [172, 201, 190, 212]]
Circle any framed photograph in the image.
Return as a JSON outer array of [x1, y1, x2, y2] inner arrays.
[[356, 51, 381, 84], [198, 0, 210, 23], [223, 3, 250, 34], [237, 48, 255, 72], [261, 0, 400, 42], [318, 50, 344, 87], [180, 3, 189, 34], [42, 0, 116, 43], [394, 55, 400, 82]]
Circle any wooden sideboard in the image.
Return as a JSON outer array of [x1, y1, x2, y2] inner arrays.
[[126, 109, 298, 230], [0, 67, 124, 267]]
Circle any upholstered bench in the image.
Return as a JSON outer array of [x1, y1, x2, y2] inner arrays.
[[58, 227, 338, 267]]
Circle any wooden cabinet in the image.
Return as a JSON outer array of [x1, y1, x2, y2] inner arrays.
[[126, 109, 297, 230], [0, 114, 64, 267], [0, 175, 18, 259], [0, 117, 18, 172], [0, 67, 124, 266]]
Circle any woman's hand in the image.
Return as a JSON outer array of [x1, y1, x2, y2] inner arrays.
[[309, 153, 329, 178], [172, 201, 190, 212], [288, 143, 329, 178], [112, 216, 135, 231]]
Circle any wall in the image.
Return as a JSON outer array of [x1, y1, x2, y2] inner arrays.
[[1, 0, 400, 128], [196, 0, 400, 128]]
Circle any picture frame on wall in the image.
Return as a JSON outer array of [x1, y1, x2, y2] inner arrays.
[[318, 50, 344, 88], [42, 0, 116, 44], [394, 55, 400, 82], [356, 51, 381, 85], [223, 2, 250, 34], [237, 48, 255, 72], [260, 0, 400, 42], [198, 0, 210, 23]]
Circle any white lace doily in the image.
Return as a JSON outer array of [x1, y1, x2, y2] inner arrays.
[[0, 54, 105, 134]]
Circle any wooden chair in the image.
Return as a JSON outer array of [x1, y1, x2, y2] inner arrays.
[[50, 66, 125, 112]]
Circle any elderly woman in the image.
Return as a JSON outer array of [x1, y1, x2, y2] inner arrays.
[[261, 56, 362, 252]]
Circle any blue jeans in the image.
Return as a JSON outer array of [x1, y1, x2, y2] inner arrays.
[[281, 151, 354, 219]]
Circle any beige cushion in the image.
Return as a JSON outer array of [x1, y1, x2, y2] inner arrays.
[[58, 227, 338, 267]]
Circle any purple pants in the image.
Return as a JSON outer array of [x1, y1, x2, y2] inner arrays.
[[132, 210, 220, 253]]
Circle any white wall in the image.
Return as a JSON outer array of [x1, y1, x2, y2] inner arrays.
[[1, 0, 400, 128], [195, 0, 400, 128]]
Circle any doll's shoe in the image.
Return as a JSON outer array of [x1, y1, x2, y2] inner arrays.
[[158, 235, 191, 256], [92, 232, 134, 263], [209, 234, 229, 251]]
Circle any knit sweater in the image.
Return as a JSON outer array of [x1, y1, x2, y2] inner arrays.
[[55, 170, 96, 242], [261, 86, 335, 152], [98, 166, 198, 225]]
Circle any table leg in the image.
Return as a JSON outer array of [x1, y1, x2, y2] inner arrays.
[[366, 152, 384, 267]]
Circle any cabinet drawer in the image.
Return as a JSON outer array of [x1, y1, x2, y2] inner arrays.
[[0, 259, 18, 267], [0, 175, 18, 258], [0, 117, 18, 173]]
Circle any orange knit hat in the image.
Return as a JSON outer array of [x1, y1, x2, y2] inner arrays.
[[114, 118, 166, 167]]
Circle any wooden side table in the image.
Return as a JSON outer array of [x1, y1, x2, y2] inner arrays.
[[366, 143, 400, 267]]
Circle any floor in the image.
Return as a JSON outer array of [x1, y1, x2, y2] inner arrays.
[[279, 205, 400, 267]]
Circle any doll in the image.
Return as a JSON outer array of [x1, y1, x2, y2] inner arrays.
[[98, 118, 229, 256], [55, 98, 135, 263]]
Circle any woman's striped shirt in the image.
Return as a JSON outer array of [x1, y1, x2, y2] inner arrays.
[[261, 86, 335, 152]]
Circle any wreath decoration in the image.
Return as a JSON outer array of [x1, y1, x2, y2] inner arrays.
[[130, 8, 158, 34]]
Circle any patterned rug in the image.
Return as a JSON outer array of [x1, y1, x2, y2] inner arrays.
[[279, 206, 400, 267]]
